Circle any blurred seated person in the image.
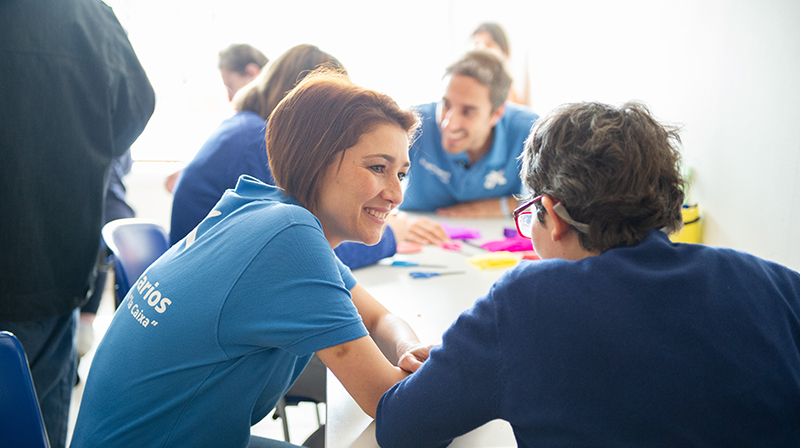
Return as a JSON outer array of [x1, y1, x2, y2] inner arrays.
[[165, 43, 269, 193], [169, 44, 407, 269], [376, 101, 800, 447], [400, 50, 538, 245], [72, 69, 431, 448], [219, 43, 269, 101], [469, 22, 527, 105]]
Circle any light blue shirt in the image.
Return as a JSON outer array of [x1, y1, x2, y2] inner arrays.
[[73, 176, 368, 448], [400, 102, 538, 211]]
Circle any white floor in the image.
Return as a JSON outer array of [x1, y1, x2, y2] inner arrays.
[[66, 275, 324, 446]]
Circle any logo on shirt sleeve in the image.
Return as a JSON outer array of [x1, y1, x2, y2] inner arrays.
[[123, 274, 172, 328], [418, 157, 452, 184], [483, 170, 507, 190]]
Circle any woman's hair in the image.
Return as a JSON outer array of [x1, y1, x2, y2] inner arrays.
[[266, 69, 419, 211], [445, 49, 511, 112], [471, 22, 510, 57], [521, 101, 686, 253], [234, 44, 344, 120]]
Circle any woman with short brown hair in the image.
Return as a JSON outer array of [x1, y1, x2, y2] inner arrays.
[[73, 70, 428, 448]]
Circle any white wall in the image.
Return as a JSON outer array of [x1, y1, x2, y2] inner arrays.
[[121, 0, 800, 271]]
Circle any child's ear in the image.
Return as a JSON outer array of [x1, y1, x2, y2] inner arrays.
[[541, 196, 570, 241]]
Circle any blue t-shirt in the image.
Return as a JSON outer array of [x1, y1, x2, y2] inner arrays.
[[377, 230, 800, 447], [400, 102, 538, 211], [73, 176, 368, 448]]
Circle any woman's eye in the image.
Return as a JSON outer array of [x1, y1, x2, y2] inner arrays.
[[398, 172, 407, 181], [370, 165, 385, 174]]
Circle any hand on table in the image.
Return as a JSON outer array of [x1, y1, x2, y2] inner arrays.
[[397, 343, 438, 373], [405, 217, 450, 246]]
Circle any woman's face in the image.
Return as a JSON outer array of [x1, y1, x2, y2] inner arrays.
[[315, 123, 410, 248], [470, 31, 508, 60]]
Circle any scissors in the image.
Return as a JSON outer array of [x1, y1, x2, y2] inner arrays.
[[391, 261, 448, 268], [409, 271, 466, 279]]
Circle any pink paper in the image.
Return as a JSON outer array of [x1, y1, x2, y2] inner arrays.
[[440, 241, 463, 251], [441, 222, 481, 240], [480, 235, 533, 252]]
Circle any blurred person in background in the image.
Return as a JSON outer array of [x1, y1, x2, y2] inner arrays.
[[469, 22, 528, 105], [165, 43, 268, 193], [399, 50, 538, 245]]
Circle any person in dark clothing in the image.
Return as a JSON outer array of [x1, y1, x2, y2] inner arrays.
[[0, 0, 155, 446], [77, 151, 137, 359]]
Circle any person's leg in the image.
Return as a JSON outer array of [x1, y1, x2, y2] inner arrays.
[[247, 435, 303, 448], [0, 309, 78, 448], [77, 268, 106, 357]]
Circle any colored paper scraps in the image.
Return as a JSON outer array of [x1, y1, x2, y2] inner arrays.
[[396, 242, 423, 254], [466, 251, 519, 270], [441, 222, 481, 240], [503, 227, 518, 238], [522, 252, 541, 261], [480, 235, 533, 252], [440, 241, 462, 251]]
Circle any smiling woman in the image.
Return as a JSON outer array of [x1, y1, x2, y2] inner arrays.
[[70, 70, 431, 448]]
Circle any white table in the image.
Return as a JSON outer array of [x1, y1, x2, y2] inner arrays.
[[326, 216, 523, 447]]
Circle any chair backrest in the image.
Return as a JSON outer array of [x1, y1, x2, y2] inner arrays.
[[0, 331, 51, 448], [102, 218, 170, 302]]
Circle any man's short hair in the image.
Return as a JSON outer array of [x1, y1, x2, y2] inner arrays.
[[218, 43, 268, 75], [521, 101, 686, 252], [444, 50, 511, 112]]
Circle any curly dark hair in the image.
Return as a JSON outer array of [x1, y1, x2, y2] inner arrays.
[[521, 101, 686, 253]]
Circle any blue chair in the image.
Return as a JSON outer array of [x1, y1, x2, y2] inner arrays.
[[101, 218, 170, 304], [0, 331, 51, 448]]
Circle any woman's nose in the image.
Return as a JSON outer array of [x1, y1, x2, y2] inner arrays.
[[382, 176, 404, 205]]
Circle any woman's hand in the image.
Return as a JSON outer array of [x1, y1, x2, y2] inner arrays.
[[405, 217, 450, 245], [397, 343, 438, 373]]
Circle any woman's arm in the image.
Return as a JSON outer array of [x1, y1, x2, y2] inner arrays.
[[316, 283, 434, 417], [317, 335, 407, 418], [350, 283, 433, 371]]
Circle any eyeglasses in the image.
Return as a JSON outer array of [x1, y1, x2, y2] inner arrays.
[[513, 195, 591, 239], [513, 195, 543, 239]]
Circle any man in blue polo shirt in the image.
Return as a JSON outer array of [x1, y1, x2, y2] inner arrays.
[[401, 50, 538, 244]]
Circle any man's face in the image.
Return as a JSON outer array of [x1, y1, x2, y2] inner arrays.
[[437, 74, 503, 157], [220, 68, 256, 101]]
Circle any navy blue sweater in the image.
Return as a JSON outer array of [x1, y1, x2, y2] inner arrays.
[[377, 230, 800, 447]]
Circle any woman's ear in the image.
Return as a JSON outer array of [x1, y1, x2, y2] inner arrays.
[[541, 195, 570, 241]]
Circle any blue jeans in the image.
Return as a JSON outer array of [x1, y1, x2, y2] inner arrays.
[[0, 309, 78, 448]]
